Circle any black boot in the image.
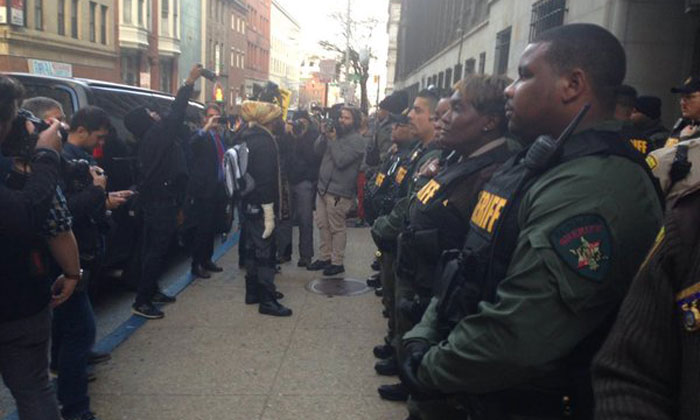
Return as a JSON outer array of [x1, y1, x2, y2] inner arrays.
[[245, 276, 259, 305], [191, 264, 211, 279], [258, 288, 292, 317]]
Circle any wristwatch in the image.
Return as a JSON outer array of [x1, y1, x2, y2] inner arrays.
[[63, 269, 83, 282]]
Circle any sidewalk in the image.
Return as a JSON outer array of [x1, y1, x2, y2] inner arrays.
[[88, 228, 405, 420]]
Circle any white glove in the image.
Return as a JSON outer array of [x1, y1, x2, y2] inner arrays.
[[261, 203, 275, 239]]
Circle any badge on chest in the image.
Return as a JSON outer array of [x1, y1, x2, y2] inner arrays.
[[375, 173, 386, 187], [677, 283, 700, 332]]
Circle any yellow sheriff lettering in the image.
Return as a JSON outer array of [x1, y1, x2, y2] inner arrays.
[[630, 139, 647, 154], [375, 173, 386, 187], [416, 179, 441, 204], [470, 191, 508, 233], [665, 137, 679, 148], [395, 167, 408, 185]]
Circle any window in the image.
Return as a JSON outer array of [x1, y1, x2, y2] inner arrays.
[[58, 0, 65, 35], [529, 0, 566, 42], [453, 64, 462, 83], [71, 0, 79, 39], [173, 0, 178, 37], [123, 0, 132, 24], [34, 0, 43, 30], [100, 5, 107, 44], [138, 0, 144, 25], [89, 2, 96, 42], [465, 58, 475, 75], [161, 0, 169, 35], [493, 26, 511, 75], [478, 52, 486, 74]]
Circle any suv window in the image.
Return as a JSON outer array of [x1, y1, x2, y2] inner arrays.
[[20, 83, 77, 121]]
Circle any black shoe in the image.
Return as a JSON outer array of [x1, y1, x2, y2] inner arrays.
[[307, 259, 331, 271], [202, 261, 223, 272], [323, 264, 345, 276], [191, 264, 211, 279], [259, 300, 293, 317], [297, 259, 310, 268], [375, 356, 399, 376], [375, 287, 383, 297], [371, 259, 380, 271], [366, 273, 380, 288], [88, 350, 111, 365], [132, 302, 164, 319], [378, 383, 409, 401], [373, 343, 394, 359], [63, 410, 100, 420], [152, 291, 176, 304]]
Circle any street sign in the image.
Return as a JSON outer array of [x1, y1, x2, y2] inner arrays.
[[28, 59, 73, 78]]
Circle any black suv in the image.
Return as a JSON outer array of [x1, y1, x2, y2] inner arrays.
[[9, 73, 204, 290]]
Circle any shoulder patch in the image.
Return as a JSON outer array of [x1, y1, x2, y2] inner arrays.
[[676, 281, 700, 332], [549, 214, 612, 282]]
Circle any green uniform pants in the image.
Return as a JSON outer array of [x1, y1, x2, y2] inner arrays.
[[380, 251, 396, 343]]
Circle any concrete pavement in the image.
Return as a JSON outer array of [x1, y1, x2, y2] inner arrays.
[[88, 227, 405, 420]]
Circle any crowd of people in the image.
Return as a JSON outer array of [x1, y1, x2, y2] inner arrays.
[[2, 21, 700, 420]]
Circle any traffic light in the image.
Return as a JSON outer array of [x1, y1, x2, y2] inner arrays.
[[213, 82, 225, 103]]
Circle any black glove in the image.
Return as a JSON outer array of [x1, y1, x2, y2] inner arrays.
[[399, 341, 445, 401]]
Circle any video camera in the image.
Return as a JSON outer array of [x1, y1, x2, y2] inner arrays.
[[2, 109, 68, 158]]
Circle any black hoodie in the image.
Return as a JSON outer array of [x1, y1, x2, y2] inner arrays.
[[124, 83, 192, 201]]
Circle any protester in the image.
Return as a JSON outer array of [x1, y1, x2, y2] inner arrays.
[[0, 75, 75, 420], [239, 100, 292, 317], [186, 104, 227, 279], [284, 111, 321, 267], [124, 64, 203, 319], [308, 106, 366, 276]]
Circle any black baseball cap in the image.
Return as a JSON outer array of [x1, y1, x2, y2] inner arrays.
[[388, 111, 409, 125], [671, 75, 700, 94]]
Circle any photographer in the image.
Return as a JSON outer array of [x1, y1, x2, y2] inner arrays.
[[0, 75, 73, 420], [284, 111, 321, 267], [53, 105, 129, 420], [124, 64, 203, 319], [308, 106, 365, 276], [186, 104, 227, 278]]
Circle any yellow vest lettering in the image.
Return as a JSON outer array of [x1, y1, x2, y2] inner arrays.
[[375, 173, 386, 187], [629, 139, 647, 154], [417, 179, 441, 204], [471, 191, 508, 233], [395, 167, 408, 185]]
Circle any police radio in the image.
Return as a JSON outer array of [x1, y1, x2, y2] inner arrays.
[[523, 103, 591, 172]]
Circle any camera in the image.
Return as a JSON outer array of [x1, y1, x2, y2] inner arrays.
[[2, 109, 68, 158], [200, 68, 217, 81], [289, 119, 308, 137], [62, 158, 94, 194]]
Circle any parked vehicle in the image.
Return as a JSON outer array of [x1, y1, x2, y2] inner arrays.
[[9, 73, 205, 291]]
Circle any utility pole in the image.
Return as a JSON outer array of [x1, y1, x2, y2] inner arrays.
[[344, 0, 352, 104]]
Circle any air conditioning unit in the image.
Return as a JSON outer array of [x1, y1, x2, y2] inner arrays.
[[687, 0, 700, 13]]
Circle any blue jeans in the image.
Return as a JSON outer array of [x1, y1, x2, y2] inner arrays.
[[51, 290, 96, 418]]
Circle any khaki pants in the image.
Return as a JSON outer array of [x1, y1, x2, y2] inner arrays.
[[315, 193, 353, 265]]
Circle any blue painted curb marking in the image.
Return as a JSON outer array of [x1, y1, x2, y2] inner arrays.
[[2, 231, 240, 420]]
